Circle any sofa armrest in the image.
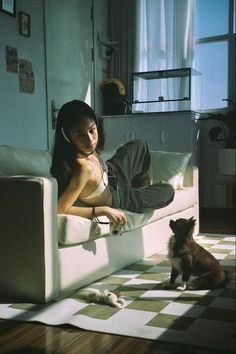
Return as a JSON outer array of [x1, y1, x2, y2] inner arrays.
[[0, 176, 59, 303], [183, 165, 198, 188]]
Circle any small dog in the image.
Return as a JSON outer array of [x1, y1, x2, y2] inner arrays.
[[167, 217, 226, 290]]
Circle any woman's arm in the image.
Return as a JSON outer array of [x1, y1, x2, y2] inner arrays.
[[62, 205, 127, 227], [57, 164, 89, 214], [59, 200, 127, 228]]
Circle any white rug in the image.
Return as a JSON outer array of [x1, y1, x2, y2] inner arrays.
[[0, 234, 235, 353]]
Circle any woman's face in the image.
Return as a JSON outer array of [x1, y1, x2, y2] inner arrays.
[[69, 116, 98, 156]]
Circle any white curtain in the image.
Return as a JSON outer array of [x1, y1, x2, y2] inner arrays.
[[134, 0, 195, 112]]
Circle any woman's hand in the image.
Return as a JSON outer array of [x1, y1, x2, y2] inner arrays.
[[103, 207, 128, 228]]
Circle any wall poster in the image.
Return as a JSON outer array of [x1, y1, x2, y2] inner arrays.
[[19, 59, 35, 94], [6, 46, 18, 72]]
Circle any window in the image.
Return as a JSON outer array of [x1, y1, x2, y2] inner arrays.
[[194, 0, 236, 110], [134, 0, 196, 112]]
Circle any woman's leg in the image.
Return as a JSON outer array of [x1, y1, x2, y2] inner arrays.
[[111, 181, 175, 213], [108, 139, 175, 213], [109, 139, 151, 186], [133, 182, 175, 212]]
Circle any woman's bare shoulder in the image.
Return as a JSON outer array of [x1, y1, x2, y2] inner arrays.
[[73, 157, 92, 179]]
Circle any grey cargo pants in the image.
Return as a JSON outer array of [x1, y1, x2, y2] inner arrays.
[[107, 139, 175, 213]]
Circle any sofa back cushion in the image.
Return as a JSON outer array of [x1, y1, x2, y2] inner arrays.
[[149, 151, 192, 190], [0, 145, 51, 176]]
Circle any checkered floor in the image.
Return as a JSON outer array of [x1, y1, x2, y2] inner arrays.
[[1, 234, 235, 353]]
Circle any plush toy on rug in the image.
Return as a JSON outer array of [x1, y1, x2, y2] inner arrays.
[[77, 288, 125, 308]]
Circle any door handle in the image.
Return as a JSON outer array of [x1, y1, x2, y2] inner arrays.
[[161, 130, 165, 144]]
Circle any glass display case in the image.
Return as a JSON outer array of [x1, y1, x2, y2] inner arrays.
[[132, 68, 201, 113]]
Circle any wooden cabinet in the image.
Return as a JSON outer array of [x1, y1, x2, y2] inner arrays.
[[102, 111, 199, 164], [102, 116, 132, 149], [129, 115, 162, 150]]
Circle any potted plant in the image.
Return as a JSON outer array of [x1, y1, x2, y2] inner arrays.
[[207, 99, 236, 148], [208, 110, 236, 148]]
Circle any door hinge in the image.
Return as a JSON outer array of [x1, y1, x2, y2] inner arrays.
[[91, 47, 94, 62], [51, 100, 59, 129]]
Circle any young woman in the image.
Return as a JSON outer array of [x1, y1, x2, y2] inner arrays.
[[51, 100, 175, 229]]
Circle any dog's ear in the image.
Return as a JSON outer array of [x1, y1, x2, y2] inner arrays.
[[169, 219, 175, 231], [188, 217, 196, 227]]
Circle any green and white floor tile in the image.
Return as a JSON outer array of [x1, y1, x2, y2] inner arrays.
[[0, 234, 235, 353]]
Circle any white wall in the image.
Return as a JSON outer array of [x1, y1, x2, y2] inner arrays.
[[0, 0, 48, 149]]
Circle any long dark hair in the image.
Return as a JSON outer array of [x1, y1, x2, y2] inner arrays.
[[50, 100, 105, 196]]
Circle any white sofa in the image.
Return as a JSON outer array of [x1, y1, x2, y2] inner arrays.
[[0, 145, 199, 303]]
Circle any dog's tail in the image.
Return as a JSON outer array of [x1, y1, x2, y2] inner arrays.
[[221, 270, 235, 287], [190, 270, 233, 290]]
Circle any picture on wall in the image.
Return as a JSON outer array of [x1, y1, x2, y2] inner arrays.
[[19, 11, 31, 37], [6, 46, 18, 72], [0, 0, 16, 16], [19, 59, 35, 94]]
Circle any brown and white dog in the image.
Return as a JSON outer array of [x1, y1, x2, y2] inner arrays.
[[167, 217, 226, 290]]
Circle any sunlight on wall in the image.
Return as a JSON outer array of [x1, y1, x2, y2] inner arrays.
[[85, 82, 91, 106]]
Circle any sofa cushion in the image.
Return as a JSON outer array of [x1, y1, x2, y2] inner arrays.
[[148, 187, 197, 223], [58, 214, 107, 246], [58, 209, 154, 246], [58, 185, 197, 246], [149, 151, 192, 190], [0, 145, 51, 176]]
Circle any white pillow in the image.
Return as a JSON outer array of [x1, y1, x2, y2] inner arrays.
[[149, 151, 192, 190], [0, 145, 51, 176]]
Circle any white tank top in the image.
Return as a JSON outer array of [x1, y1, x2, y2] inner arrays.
[[82, 171, 108, 200]]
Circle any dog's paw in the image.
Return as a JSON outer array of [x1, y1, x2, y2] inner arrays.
[[177, 283, 187, 291]]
